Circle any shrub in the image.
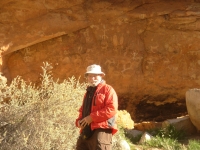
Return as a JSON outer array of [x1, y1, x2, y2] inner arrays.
[[0, 62, 86, 150]]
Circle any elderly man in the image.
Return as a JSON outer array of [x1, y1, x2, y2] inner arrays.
[[75, 64, 118, 150]]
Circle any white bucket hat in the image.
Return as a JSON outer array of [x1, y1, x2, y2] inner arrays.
[[85, 64, 105, 76]]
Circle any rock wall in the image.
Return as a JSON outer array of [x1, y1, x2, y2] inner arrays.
[[1, 0, 200, 122]]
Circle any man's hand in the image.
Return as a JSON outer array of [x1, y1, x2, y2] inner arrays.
[[79, 115, 93, 127], [77, 120, 84, 129]]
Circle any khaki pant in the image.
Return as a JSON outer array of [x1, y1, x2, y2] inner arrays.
[[76, 128, 112, 150]]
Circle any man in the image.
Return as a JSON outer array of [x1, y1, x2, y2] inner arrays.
[[75, 64, 118, 150]]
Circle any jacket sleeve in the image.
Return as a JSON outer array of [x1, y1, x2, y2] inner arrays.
[[90, 86, 118, 122]]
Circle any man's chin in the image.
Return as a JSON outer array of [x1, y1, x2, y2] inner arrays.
[[89, 82, 99, 87]]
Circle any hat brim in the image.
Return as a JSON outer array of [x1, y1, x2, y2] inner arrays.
[[85, 72, 105, 77]]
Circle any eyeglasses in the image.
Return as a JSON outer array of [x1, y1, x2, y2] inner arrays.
[[87, 74, 102, 78]]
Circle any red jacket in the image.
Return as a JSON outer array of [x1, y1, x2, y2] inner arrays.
[[75, 82, 118, 135]]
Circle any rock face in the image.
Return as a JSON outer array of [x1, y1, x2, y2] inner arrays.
[[1, 0, 200, 121]]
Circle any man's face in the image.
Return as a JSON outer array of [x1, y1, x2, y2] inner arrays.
[[86, 74, 102, 86]]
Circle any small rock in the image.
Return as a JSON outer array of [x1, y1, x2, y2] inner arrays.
[[139, 132, 153, 144], [119, 139, 130, 150]]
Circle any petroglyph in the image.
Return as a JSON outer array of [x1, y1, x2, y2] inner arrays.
[[101, 39, 108, 50], [120, 36, 124, 46], [104, 59, 115, 65], [113, 35, 118, 47], [100, 25, 109, 51], [145, 58, 155, 76], [102, 25, 108, 40], [116, 59, 134, 73], [147, 59, 155, 66], [149, 45, 158, 53], [163, 58, 170, 65], [140, 14, 146, 19], [188, 50, 200, 55], [130, 51, 142, 61], [24, 47, 31, 55], [121, 65, 132, 73], [24, 56, 33, 63], [22, 46, 36, 63], [105, 59, 115, 66], [77, 46, 83, 54], [90, 25, 99, 30], [134, 56, 143, 61], [131, 51, 138, 60], [113, 34, 124, 50], [82, 29, 92, 43], [186, 3, 200, 10], [23, 47, 34, 63], [167, 66, 179, 71]]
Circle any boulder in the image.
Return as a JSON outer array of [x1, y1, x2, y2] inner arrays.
[[186, 89, 200, 131], [162, 115, 197, 135]]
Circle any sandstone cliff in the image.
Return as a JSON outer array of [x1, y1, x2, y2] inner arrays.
[[1, 0, 200, 122]]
